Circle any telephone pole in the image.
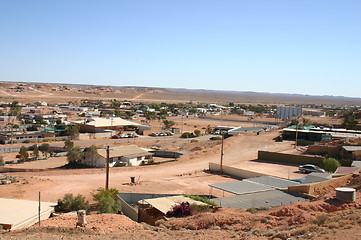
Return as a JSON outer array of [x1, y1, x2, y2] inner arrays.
[[105, 145, 110, 190], [220, 133, 224, 173]]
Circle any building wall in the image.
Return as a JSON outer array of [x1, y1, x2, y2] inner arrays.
[[276, 106, 302, 120], [209, 162, 267, 179]]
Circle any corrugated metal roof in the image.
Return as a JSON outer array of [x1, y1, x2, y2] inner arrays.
[[343, 146, 361, 151], [244, 176, 300, 190], [352, 161, 361, 168], [209, 181, 273, 195], [212, 190, 306, 209], [335, 167, 361, 174]]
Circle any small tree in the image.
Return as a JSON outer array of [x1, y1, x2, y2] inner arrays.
[[55, 193, 89, 213], [342, 112, 358, 130], [84, 145, 98, 167], [0, 156, 4, 167], [93, 188, 121, 213], [19, 146, 29, 161], [322, 158, 341, 173], [65, 124, 80, 139], [64, 139, 74, 149], [194, 129, 201, 137], [39, 143, 50, 157], [32, 145, 39, 159], [163, 120, 175, 130], [67, 146, 83, 164]]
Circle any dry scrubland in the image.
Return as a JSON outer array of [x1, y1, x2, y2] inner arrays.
[[1, 82, 361, 239]]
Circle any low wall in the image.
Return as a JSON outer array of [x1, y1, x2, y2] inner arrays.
[[288, 174, 353, 195], [209, 162, 267, 179], [258, 150, 324, 166], [306, 145, 342, 157], [78, 132, 115, 140], [153, 150, 184, 158], [0, 167, 45, 173], [117, 196, 138, 222]]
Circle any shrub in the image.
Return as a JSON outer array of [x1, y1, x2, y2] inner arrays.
[[166, 202, 191, 217], [313, 214, 328, 226], [0, 156, 4, 167], [190, 139, 199, 143], [194, 129, 201, 137], [180, 132, 195, 138], [322, 158, 340, 172], [55, 193, 89, 213], [183, 194, 218, 207], [93, 188, 121, 213]]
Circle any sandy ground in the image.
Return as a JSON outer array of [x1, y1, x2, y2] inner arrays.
[[0, 130, 303, 203]]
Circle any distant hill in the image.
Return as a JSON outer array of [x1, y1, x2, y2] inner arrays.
[[0, 81, 360, 105]]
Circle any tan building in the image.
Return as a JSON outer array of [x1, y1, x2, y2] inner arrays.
[[73, 117, 141, 133], [81, 145, 153, 168]]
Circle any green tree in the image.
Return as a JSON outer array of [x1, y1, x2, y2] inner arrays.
[[84, 145, 98, 167], [67, 146, 83, 164], [322, 158, 341, 173], [65, 124, 80, 139], [64, 139, 74, 149], [342, 112, 359, 130], [93, 188, 121, 213], [32, 145, 39, 159], [302, 117, 311, 126], [194, 129, 201, 137], [163, 120, 175, 130], [19, 146, 29, 161], [55, 193, 89, 213], [39, 143, 50, 157]]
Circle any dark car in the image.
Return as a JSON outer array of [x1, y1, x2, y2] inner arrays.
[[298, 164, 325, 173]]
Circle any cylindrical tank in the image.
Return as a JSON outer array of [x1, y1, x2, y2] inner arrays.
[[335, 187, 356, 202]]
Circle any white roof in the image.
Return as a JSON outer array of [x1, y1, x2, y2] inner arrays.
[[74, 117, 141, 127], [144, 195, 207, 214], [97, 145, 152, 158]]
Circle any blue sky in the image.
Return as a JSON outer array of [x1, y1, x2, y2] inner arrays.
[[1, 0, 360, 97]]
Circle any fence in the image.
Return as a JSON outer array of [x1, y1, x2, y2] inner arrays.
[[258, 150, 324, 166]]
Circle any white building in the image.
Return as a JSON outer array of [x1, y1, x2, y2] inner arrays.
[[81, 145, 153, 168]]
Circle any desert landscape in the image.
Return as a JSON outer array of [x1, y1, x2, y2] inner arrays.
[[0, 81, 361, 240]]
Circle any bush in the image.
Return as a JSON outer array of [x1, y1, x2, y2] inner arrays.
[[166, 202, 191, 217], [55, 193, 89, 213], [180, 132, 195, 138], [183, 194, 218, 207], [322, 158, 340, 172], [93, 188, 121, 213], [194, 129, 201, 137]]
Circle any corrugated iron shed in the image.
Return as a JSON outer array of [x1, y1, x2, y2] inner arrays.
[[209, 180, 273, 195], [212, 190, 306, 209], [244, 176, 300, 190]]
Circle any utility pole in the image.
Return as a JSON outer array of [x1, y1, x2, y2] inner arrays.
[[220, 133, 224, 173], [105, 145, 110, 190], [38, 191, 41, 226]]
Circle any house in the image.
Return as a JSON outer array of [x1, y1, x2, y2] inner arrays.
[[81, 145, 153, 168], [73, 117, 141, 133]]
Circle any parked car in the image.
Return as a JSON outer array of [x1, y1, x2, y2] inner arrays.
[[298, 164, 325, 173], [111, 135, 120, 139]]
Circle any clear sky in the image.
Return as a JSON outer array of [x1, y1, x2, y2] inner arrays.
[[1, 0, 360, 97]]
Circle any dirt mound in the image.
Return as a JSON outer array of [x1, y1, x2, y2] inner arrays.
[[158, 208, 257, 230], [38, 213, 142, 233]]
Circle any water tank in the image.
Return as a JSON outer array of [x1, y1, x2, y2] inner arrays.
[[335, 187, 356, 202]]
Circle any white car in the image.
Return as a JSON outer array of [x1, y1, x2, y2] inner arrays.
[[298, 164, 325, 173]]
